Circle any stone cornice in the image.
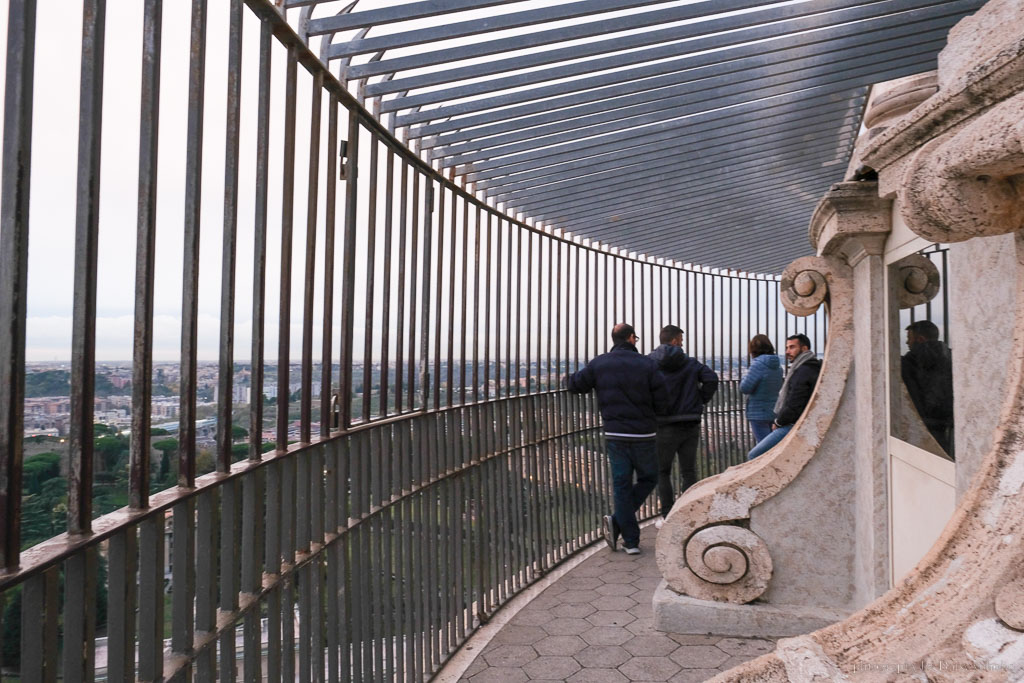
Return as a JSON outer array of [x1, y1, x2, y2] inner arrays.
[[809, 182, 892, 266], [862, 31, 1024, 184]]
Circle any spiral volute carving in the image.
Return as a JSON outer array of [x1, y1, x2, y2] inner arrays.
[[675, 524, 773, 604], [894, 253, 941, 309], [780, 256, 832, 317]]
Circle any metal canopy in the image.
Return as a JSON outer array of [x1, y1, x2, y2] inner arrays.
[[287, 0, 983, 273]]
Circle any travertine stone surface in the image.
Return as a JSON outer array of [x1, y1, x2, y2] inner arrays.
[[949, 234, 1018, 498], [656, 255, 854, 605], [710, 0, 1024, 677]]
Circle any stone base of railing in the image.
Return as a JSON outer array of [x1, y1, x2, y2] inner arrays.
[[652, 581, 850, 639]]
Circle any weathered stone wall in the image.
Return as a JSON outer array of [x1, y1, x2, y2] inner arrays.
[[949, 233, 1018, 498]]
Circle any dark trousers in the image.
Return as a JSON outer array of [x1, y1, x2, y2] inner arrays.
[[606, 439, 657, 549], [656, 421, 701, 518]]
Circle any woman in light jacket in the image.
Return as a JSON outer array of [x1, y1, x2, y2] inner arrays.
[[740, 334, 783, 443]]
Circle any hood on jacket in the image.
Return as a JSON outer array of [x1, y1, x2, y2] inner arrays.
[[754, 354, 781, 370], [649, 343, 688, 371]]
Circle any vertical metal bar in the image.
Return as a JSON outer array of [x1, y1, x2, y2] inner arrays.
[[63, 547, 98, 682], [172, 499, 197, 665], [179, 0, 208, 491], [322, 94, 339, 437], [525, 230, 533, 394], [339, 112, 360, 429], [363, 136, 380, 422], [515, 227, 523, 396], [216, 0, 242, 475], [401, 174, 413, 413], [380, 149, 395, 416], [250, 18, 272, 461], [473, 207, 482, 403], [195, 490, 217, 677], [395, 163, 409, 413], [447, 195, 460, 408], [419, 182, 435, 412], [220, 477, 240, 678], [129, 0, 161, 510], [265, 464, 282, 681], [0, 0, 35, 567], [277, 44, 298, 450], [505, 220, 513, 399], [107, 527, 137, 683], [67, 0, 105, 537], [301, 72, 323, 443], [21, 567, 58, 681], [138, 514, 165, 681], [433, 185, 446, 410], [458, 201, 470, 406]]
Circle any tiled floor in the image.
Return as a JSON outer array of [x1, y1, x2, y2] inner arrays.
[[457, 526, 775, 682]]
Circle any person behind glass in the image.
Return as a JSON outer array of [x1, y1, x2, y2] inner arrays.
[[648, 325, 718, 528], [902, 320, 954, 457], [566, 323, 669, 555], [746, 333, 821, 460], [740, 334, 783, 444]]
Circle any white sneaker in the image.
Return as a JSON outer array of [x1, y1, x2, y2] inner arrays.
[[654, 518, 665, 529], [624, 546, 641, 555]]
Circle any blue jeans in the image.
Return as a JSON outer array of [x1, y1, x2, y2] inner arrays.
[[747, 424, 791, 460], [607, 439, 657, 549], [749, 419, 774, 444]]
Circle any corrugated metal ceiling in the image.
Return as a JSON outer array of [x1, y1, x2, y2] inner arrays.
[[284, 0, 983, 273]]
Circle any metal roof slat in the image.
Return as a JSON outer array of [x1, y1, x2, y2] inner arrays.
[[434, 40, 943, 168], [414, 9, 964, 146], [323, 0, 673, 56]]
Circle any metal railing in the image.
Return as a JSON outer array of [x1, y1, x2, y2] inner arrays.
[[0, 1, 827, 679]]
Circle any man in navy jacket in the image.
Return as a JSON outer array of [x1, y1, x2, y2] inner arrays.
[[567, 323, 670, 554], [648, 325, 718, 524]]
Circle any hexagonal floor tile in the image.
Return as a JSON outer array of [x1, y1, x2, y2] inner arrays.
[[560, 589, 602, 604], [596, 583, 638, 597], [601, 571, 638, 584], [669, 645, 730, 669], [523, 655, 582, 680], [618, 656, 681, 681], [551, 602, 598, 619], [632, 577, 662, 590], [469, 666, 529, 682], [715, 637, 775, 658], [574, 644, 631, 668], [666, 634, 723, 646], [625, 616, 657, 636], [513, 609, 556, 627], [593, 595, 638, 611], [563, 575, 605, 590], [568, 668, 629, 683], [482, 644, 538, 668], [582, 625, 634, 646], [622, 633, 680, 657], [543, 617, 593, 636], [493, 625, 548, 645], [534, 634, 588, 657], [586, 610, 636, 628], [668, 668, 724, 682]]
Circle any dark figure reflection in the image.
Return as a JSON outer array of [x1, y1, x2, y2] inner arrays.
[[902, 320, 954, 458]]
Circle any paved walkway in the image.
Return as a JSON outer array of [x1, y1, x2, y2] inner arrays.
[[457, 526, 776, 682]]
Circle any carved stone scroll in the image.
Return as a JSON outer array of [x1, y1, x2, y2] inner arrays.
[[655, 255, 853, 604]]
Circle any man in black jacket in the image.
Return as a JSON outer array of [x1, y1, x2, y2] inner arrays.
[[649, 325, 718, 525], [746, 333, 821, 460], [567, 323, 670, 554]]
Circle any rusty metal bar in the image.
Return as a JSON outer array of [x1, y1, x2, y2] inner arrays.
[[277, 44, 298, 450], [179, 0, 208, 490], [301, 72, 323, 444], [67, 0, 104, 536]]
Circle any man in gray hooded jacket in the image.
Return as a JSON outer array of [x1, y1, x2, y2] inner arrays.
[[649, 325, 718, 523]]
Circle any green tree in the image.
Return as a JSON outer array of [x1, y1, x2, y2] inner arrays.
[[22, 452, 61, 494], [94, 435, 127, 472], [152, 438, 179, 484], [231, 424, 248, 440]]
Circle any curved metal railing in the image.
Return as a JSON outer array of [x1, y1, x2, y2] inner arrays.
[[0, 1, 826, 679]]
